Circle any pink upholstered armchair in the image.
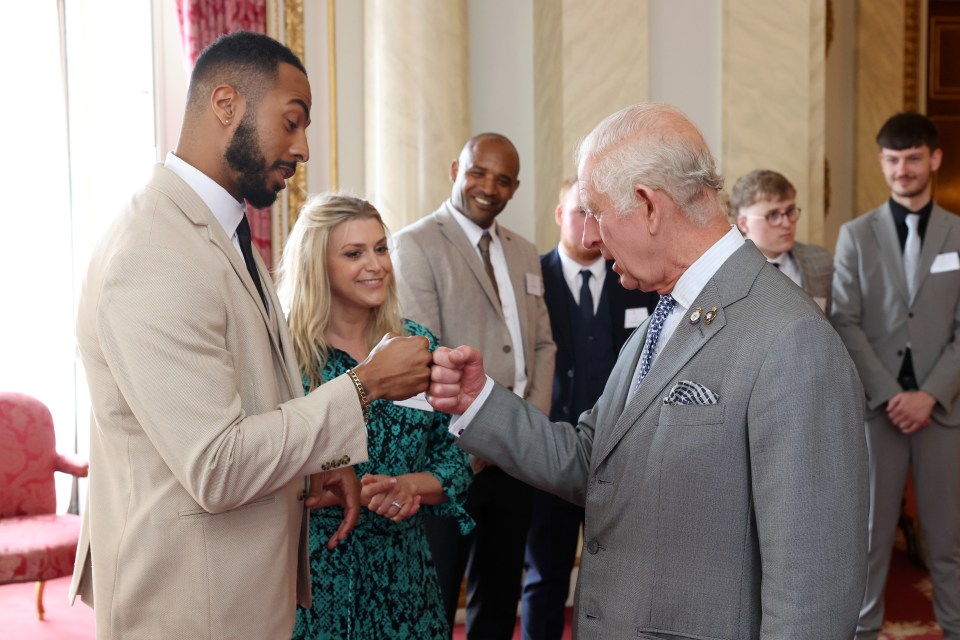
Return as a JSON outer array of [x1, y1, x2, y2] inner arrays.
[[0, 391, 88, 620]]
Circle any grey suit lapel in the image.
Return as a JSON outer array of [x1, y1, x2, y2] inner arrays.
[[914, 208, 952, 298], [870, 204, 910, 303], [592, 243, 761, 466], [435, 206, 505, 316]]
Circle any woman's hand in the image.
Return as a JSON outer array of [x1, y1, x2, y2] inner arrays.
[[360, 473, 423, 522]]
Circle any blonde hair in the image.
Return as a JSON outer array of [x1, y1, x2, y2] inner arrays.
[[277, 192, 404, 391]]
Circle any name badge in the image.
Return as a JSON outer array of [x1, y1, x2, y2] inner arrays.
[[526, 273, 544, 296], [393, 392, 434, 412], [931, 251, 960, 274], [624, 307, 650, 328]]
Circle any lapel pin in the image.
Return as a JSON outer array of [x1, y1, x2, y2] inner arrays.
[[704, 307, 718, 325], [689, 307, 702, 324]]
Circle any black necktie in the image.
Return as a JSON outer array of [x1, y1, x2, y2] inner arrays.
[[579, 269, 594, 319], [769, 262, 781, 270], [237, 215, 269, 310]]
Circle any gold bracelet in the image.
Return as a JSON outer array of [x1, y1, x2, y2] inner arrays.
[[345, 368, 370, 418]]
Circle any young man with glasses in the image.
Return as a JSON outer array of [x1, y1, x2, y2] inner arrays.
[[730, 169, 833, 312]]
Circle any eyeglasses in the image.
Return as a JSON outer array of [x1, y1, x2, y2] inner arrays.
[[744, 206, 801, 227]]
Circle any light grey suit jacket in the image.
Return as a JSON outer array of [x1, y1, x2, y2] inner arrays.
[[458, 242, 868, 639], [70, 165, 369, 639], [831, 202, 960, 423], [793, 240, 833, 312], [393, 202, 555, 414]]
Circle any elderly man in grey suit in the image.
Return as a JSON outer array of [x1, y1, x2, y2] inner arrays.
[[731, 169, 833, 313], [427, 103, 868, 640], [392, 133, 555, 638], [70, 32, 431, 640], [832, 112, 960, 640]]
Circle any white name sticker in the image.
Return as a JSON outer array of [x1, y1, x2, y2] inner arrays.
[[931, 251, 960, 274], [624, 307, 650, 328], [526, 273, 544, 296], [393, 392, 434, 412]]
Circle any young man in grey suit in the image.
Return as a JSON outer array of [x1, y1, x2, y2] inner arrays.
[[832, 112, 960, 640], [70, 32, 431, 640], [392, 133, 555, 638], [523, 177, 657, 640], [428, 103, 868, 640], [731, 169, 833, 313]]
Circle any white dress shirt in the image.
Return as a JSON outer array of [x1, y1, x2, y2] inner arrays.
[[768, 251, 802, 288], [557, 245, 606, 313], [446, 201, 528, 399]]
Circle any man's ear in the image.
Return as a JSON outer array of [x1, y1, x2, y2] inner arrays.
[[211, 84, 242, 127], [449, 159, 459, 183], [931, 148, 943, 172], [635, 184, 660, 233], [555, 203, 564, 227]]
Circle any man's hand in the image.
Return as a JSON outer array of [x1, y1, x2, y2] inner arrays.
[[887, 390, 936, 434], [360, 474, 422, 522], [426, 346, 487, 414], [352, 333, 431, 401], [306, 468, 362, 549]]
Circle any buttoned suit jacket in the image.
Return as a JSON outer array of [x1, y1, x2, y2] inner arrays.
[[70, 165, 369, 639], [457, 241, 868, 639], [540, 250, 658, 421], [792, 240, 833, 312], [393, 203, 555, 414], [831, 203, 960, 422]]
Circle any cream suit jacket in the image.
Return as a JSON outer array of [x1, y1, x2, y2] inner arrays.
[[392, 203, 555, 414], [456, 242, 868, 639], [70, 165, 368, 639], [832, 202, 960, 421]]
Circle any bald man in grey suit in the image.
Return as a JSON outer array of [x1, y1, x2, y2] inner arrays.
[[428, 103, 868, 640]]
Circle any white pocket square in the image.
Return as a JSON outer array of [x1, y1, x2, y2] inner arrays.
[[663, 380, 720, 406]]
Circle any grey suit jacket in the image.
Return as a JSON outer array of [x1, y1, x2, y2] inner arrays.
[[458, 242, 868, 639], [793, 240, 833, 312], [70, 165, 368, 639], [831, 202, 960, 423], [393, 202, 555, 414]]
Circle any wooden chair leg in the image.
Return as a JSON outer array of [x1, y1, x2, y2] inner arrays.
[[36, 580, 45, 620]]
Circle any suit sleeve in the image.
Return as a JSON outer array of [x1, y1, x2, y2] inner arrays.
[[830, 224, 902, 409], [393, 232, 443, 339], [918, 273, 960, 414], [95, 245, 367, 514], [749, 314, 868, 639], [524, 261, 557, 415]]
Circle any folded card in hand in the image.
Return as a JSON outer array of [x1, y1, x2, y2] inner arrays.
[[662, 380, 720, 406]]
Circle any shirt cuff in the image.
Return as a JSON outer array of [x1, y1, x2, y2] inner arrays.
[[447, 376, 495, 438]]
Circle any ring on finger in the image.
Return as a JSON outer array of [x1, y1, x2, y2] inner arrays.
[[390, 500, 403, 509]]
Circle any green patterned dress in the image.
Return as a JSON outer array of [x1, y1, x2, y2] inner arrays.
[[292, 320, 474, 640]]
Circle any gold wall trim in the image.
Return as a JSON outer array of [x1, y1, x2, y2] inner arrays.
[[904, 0, 921, 111], [328, 0, 339, 190], [285, 0, 306, 231], [930, 17, 960, 98]]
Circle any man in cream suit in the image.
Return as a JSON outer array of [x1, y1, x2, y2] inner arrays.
[[393, 133, 555, 638], [428, 103, 868, 639], [71, 32, 431, 639], [832, 112, 960, 640], [731, 169, 833, 313]]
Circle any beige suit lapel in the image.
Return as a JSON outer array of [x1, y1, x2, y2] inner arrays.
[[436, 207, 505, 317]]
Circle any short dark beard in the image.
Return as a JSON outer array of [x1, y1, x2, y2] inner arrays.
[[225, 114, 278, 208]]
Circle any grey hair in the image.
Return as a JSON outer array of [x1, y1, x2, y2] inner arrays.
[[574, 103, 724, 225]]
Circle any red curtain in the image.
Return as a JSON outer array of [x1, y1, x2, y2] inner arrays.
[[175, 0, 274, 269]]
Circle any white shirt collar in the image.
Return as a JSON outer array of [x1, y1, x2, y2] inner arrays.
[[557, 244, 605, 282], [164, 152, 246, 241], [445, 200, 499, 248], [668, 225, 745, 310]]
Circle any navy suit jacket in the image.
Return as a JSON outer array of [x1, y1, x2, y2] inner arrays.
[[540, 249, 658, 422]]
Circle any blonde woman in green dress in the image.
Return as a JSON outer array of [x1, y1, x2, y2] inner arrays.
[[278, 193, 473, 640]]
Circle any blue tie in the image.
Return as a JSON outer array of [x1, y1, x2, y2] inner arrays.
[[634, 294, 677, 389]]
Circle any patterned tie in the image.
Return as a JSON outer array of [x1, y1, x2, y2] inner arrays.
[[904, 213, 921, 301], [578, 269, 594, 319], [634, 294, 677, 390], [478, 232, 500, 301], [237, 215, 269, 311]]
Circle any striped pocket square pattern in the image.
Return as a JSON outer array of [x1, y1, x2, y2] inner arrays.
[[663, 380, 720, 406]]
